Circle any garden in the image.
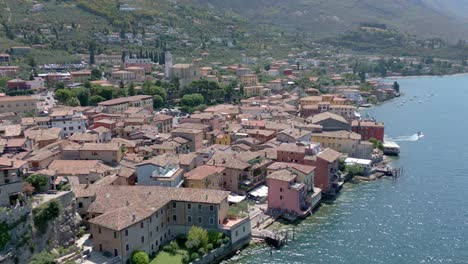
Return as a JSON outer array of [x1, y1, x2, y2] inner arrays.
[[131, 226, 230, 264]]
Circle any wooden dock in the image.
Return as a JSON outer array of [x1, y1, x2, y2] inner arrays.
[[252, 229, 287, 248]]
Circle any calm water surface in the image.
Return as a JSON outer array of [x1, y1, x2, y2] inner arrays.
[[228, 75, 468, 264]]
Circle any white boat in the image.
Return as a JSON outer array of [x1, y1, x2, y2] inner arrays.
[[383, 141, 400, 156], [418, 101, 422, 103]]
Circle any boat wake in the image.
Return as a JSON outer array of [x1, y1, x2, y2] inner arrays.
[[386, 134, 424, 142]]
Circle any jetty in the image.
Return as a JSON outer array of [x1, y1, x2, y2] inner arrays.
[[251, 229, 288, 248]]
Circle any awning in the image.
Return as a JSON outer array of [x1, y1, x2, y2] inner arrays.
[[228, 194, 246, 204], [248, 185, 268, 198]]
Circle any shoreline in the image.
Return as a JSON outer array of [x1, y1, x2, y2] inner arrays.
[[370, 71, 468, 81]]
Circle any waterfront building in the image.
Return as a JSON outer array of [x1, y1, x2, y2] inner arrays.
[[75, 185, 250, 263], [312, 130, 373, 159], [267, 169, 310, 217], [352, 120, 385, 141]]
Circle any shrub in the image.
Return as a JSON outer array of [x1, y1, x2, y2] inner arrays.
[[0, 221, 11, 251], [30, 251, 56, 264], [163, 241, 179, 255], [207, 230, 223, 245], [223, 237, 230, 244], [131, 250, 149, 264], [198, 247, 206, 256], [181, 251, 190, 264], [190, 252, 199, 261], [33, 200, 61, 233], [216, 239, 223, 247], [187, 226, 208, 250], [26, 175, 48, 192], [206, 243, 213, 252]]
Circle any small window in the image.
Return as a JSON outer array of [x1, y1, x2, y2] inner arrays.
[[209, 217, 214, 225], [210, 205, 214, 212], [126, 244, 129, 251], [141, 222, 144, 228], [280, 196, 283, 200], [125, 230, 128, 236], [98, 227, 101, 234], [187, 203, 191, 210], [141, 236, 144, 243], [173, 202, 176, 208], [173, 215, 177, 222], [113, 232, 117, 239], [198, 204, 202, 211], [78, 202, 83, 208], [188, 216, 192, 223], [198, 216, 202, 224], [280, 188, 283, 192]]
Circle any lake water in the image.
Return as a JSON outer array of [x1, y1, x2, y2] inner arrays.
[[228, 75, 468, 264]]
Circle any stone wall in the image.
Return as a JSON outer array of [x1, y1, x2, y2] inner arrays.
[[191, 237, 251, 264], [0, 191, 82, 264]]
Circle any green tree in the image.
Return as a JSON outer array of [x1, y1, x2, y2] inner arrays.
[[67, 97, 81, 107], [346, 164, 363, 177], [187, 226, 209, 250], [0, 222, 11, 251], [131, 251, 149, 264], [26, 175, 48, 192], [181, 93, 204, 108], [30, 251, 56, 264], [128, 82, 136, 96], [153, 94, 164, 109], [90, 69, 102, 81], [55, 89, 74, 104], [369, 138, 384, 150], [74, 88, 90, 106], [98, 87, 113, 100], [89, 95, 105, 106]]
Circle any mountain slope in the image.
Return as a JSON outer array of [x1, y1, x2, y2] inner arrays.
[[423, 0, 468, 22], [187, 0, 468, 40]]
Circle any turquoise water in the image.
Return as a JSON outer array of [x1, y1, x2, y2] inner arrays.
[[229, 75, 468, 264]]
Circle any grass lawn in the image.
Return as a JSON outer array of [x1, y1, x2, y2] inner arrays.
[[150, 251, 183, 264]]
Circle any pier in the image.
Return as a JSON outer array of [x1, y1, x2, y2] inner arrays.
[[252, 229, 288, 248]]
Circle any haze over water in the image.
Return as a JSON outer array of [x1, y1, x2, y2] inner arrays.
[[229, 75, 468, 263]]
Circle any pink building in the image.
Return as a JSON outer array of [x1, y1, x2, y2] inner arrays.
[[305, 148, 342, 196], [277, 144, 306, 164], [267, 169, 309, 216]]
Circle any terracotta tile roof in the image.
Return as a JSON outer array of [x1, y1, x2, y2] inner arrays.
[[98, 95, 152, 106], [80, 143, 120, 151], [267, 162, 315, 174], [317, 148, 342, 163], [25, 127, 62, 142], [267, 169, 297, 182], [69, 132, 98, 142], [277, 143, 305, 153], [48, 160, 114, 175], [0, 157, 27, 170], [79, 185, 229, 230], [184, 165, 225, 180], [309, 112, 349, 124], [312, 130, 361, 140], [208, 152, 250, 170]]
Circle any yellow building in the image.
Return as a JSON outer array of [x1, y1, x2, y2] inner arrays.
[[299, 96, 323, 107], [184, 165, 225, 190], [239, 74, 258, 87], [312, 130, 373, 159], [215, 133, 231, 145], [244, 86, 265, 98]]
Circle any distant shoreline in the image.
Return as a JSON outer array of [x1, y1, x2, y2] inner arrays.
[[370, 72, 468, 81]]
